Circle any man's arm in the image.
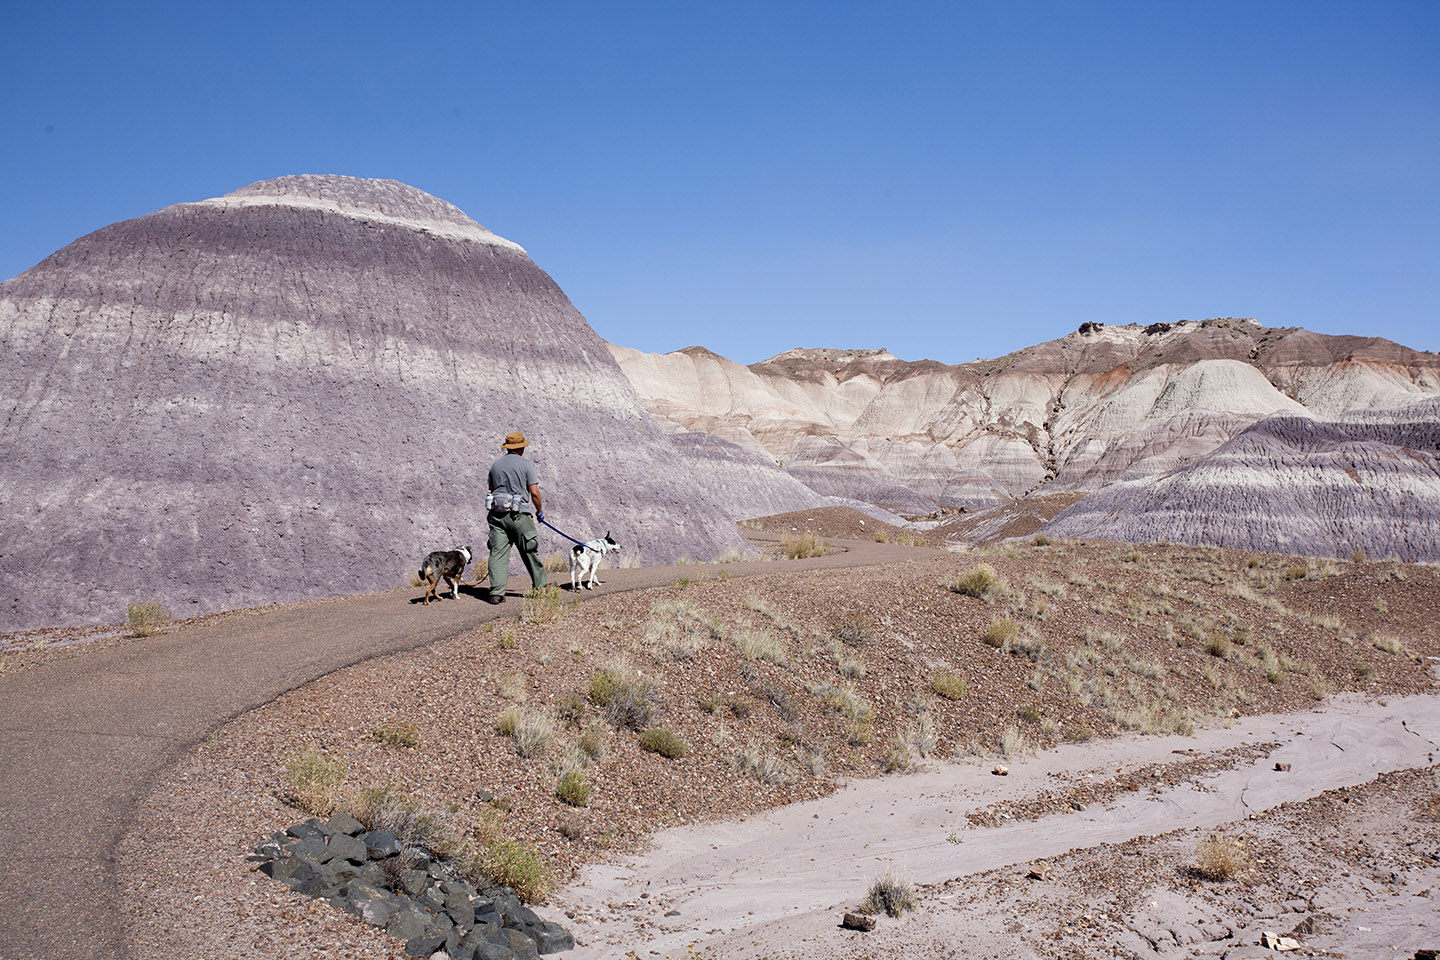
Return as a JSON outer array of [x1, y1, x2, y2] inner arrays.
[[528, 482, 543, 516]]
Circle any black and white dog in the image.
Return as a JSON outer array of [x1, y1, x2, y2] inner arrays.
[[570, 533, 620, 590], [418, 546, 472, 605]]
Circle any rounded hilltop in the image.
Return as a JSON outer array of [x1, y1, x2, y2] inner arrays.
[[195, 174, 524, 252]]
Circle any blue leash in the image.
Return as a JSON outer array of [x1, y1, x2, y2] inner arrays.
[[539, 516, 601, 552]]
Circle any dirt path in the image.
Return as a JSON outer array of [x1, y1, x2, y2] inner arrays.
[[0, 535, 901, 960], [554, 684, 1440, 959]]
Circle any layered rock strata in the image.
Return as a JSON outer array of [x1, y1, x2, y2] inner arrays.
[[0, 175, 748, 629], [611, 322, 1440, 513], [1043, 398, 1440, 561]]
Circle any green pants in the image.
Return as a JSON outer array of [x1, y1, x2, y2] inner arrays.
[[488, 510, 547, 598]]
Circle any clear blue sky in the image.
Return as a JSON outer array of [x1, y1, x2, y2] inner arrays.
[[3, 1, 1436, 363]]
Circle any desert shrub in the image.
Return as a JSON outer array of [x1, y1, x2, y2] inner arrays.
[[1016, 704, 1042, 725], [283, 748, 346, 816], [728, 697, 753, 719], [837, 656, 866, 679], [125, 600, 172, 638], [735, 628, 789, 666], [734, 745, 792, 785], [497, 629, 518, 650], [1064, 723, 1094, 742], [587, 663, 656, 730], [542, 552, 569, 573], [931, 673, 969, 700], [1206, 636, 1232, 659], [1283, 566, 1308, 581], [645, 597, 723, 661], [521, 586, 575, 625], [369, 721, 421, 749], [899, 712, 937, 758], [347, 785, 462, 858], [577, 724, 606, 760], [1122, 549, 1143, 563], [874, 530, 890, 543], [1004, 628, 1049, 662], [638, 728, 688, 759], [782, 530, 827, 559], [1372, 633, 1404, 655], [947, 563, 1007, 601], [495, 706, 554, 758], [475, 839, 552, 903], [983, 616, 1018, 648], [860, 871, 917, 917], [556, 770, 590, 806], [833, 612, 875, 646], [999, 725, 1031, 759], [1354, 662, 1377, 679], [1194, 834, 1251, 881], [1033, 533, 1052, 547], [810, 682, 872, 721]]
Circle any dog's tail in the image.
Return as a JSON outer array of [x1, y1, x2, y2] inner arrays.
[[417, 560, 437, 586]]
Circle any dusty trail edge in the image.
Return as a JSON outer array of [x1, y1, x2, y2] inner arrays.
[[553, 676, 1440, 959]]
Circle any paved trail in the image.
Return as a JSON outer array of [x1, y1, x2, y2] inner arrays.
[[0, 535, 898, 960]]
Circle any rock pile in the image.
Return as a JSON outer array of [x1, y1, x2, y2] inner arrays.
[[253, 813, 572, 959]]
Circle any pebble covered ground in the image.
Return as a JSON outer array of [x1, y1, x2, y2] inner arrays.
[[110, 528, 1440, 958]]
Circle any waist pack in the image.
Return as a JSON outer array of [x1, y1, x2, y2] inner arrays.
[[487, 491, 527, 513]]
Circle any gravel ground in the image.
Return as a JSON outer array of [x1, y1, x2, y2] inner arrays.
[[114, 536, 1440, 958]]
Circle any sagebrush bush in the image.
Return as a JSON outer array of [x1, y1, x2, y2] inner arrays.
[[496, 706, 554, 757], [125, 600, 172, 637], [638, 728, 688, 759]]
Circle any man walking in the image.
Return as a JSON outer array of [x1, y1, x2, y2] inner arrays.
[[485, 430, 547, 604]]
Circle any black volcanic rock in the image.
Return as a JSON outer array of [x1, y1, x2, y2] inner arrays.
[[0, 175, 746, 629]]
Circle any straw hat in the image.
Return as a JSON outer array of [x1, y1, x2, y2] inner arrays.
[[502, 431, 529, 450]]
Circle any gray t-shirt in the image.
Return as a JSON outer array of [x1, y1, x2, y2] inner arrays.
[[488, 453, 538, 513]]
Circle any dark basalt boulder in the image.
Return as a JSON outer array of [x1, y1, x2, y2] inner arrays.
[[0, 175, 748, 629]]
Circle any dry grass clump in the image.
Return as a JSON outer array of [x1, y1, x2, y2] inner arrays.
[[983, 616, 1019, 648], [587, 662, 656, 730], [931, 672, 969, 700], [495, 706, 555, 758], [782, 530, 828, 559], [283, 748, 347, 816], [860, 871, 917, 917], [125, 600, 172, 638], [1032, 533, 1052, 547], [736, 628, 789, 666], [637, 728, 688, 759], [947, 563, 1008, 601], [541, 552, 570, 573], [369, 720, 421, 749], [1194, 834, 1252, 880], [474, 838, 553, 903], [735, 745, 793, 785], [521, 585, 576, 625], [1372, 633, 1405, 655], [645, 597, 723, 661], [808, 682, 873, 721], [833, 611, 875, 646], [556, 770, 590, 806], [1283, 565, 1308, 581]]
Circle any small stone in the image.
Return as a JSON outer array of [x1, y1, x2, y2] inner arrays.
[[993, 765, 1009, 776], [1274, 762, 1291, 772], [665, 910, 680, 917], [842, 912, 877, 931], [1027, 864, 1051, 881]]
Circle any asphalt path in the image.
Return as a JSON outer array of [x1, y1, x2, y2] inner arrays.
[[0, 534, 904, 960]]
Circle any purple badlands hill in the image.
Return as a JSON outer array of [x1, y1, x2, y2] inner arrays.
[[0, 176, 748, 629], [1043, 397, 1440, 562]]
